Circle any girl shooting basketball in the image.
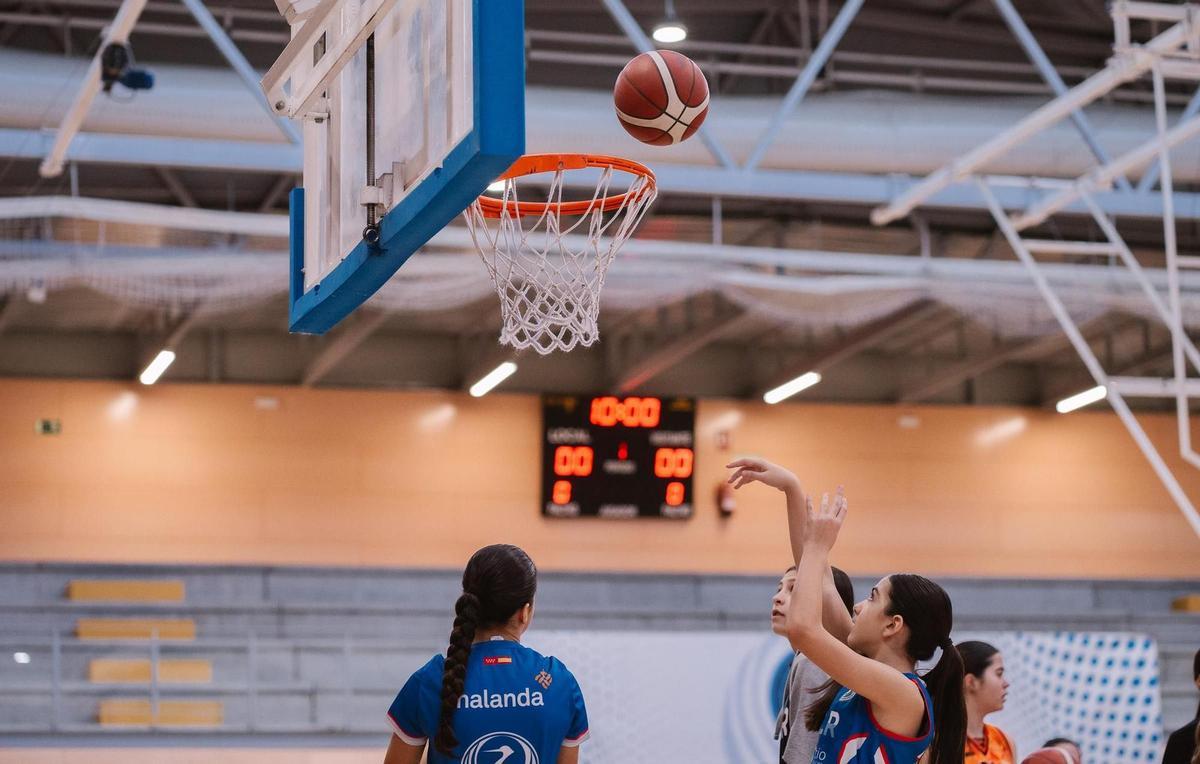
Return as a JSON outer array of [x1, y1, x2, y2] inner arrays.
[[383, 544, 589, 764], [728, 457, 967, 764]]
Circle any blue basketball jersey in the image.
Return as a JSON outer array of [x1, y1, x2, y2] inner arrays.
[[387, 638, 589, 764], [811, 673, 934, 764]]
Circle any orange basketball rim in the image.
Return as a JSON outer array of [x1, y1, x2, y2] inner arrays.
[[475, 153, 657, 219]]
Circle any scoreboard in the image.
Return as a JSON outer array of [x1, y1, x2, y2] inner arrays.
[[541, 394, 695, 519]]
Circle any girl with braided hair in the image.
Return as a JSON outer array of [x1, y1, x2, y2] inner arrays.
[[384, 544, 589, 764], [728, 457, 967, 764]]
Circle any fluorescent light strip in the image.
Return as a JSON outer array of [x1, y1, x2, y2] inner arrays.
[[763, 371, 822, 405], [469, 361, 518, 398], [1055, 385, 1107, 414], [139, 349, 176, 386]]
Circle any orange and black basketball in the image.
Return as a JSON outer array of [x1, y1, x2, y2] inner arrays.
[[613, 50, 710, 146]]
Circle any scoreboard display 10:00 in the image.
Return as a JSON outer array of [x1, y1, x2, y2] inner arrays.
[[542, 395, 696, 519]]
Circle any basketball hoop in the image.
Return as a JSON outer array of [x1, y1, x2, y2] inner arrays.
[[463, 153, 657, 355]]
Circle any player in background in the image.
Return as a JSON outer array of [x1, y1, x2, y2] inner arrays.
[[772, 564, 856, 763], [958, 641, 1015, 764], [1162, 648, 1200, 764], [383, 544, 589, 764], [1041, 738, 1081, 763], [728, 457, 966, 764]]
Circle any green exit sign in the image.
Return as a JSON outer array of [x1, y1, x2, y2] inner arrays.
[[35, 419, 61, 436]]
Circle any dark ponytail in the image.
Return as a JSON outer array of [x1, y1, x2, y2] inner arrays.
[[956, 640, 1000, 679], [433, 544, 538, 757], [804, 679, 840, 732], [888, 574, 966, 764]]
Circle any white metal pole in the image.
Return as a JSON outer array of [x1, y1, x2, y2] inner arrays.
[[1079, 191, 1200, 378], [743, 0, 865, 171], [1151, 65, 1200, 470], [871, 19, 1190, 226], [990, 0, 1131, 190], [177, 0, 300, 144], [1013, 111, 1200, 230], [1138, 86, 1200, 192], [979, 179, 1200, 540], [38, 0, 151, 177]]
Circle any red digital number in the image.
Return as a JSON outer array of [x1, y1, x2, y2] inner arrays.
[[553, 446, 593, 477], [589, 396, 662, 428], [653, 448, 694, 479], [640, 397, 662, 427], [590, 397, 617, 427], [552, 480, 572, 505], [665, 482, 685, 506]]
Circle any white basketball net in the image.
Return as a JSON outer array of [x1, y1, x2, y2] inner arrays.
[[463, 161, 657, 354]]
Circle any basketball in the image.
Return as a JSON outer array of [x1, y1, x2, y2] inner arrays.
[[613, 49, 710, 146], [1020, 749, 1074, 764]]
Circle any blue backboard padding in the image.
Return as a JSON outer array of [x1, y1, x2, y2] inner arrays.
[[288, 187, 305, 306], [288, 0, 526, 335]]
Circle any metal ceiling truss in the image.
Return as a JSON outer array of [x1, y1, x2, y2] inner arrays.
[[9, 0, 1200, 224], [874, 0, 1200, 540]]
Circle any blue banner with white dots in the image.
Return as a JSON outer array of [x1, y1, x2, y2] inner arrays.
[[970, 632, 1163, 764]]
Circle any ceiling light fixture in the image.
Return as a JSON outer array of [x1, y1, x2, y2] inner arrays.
[[652, 0, 687, 43], [763, 371, 822, 405], [1055, 385, 1107, 414]]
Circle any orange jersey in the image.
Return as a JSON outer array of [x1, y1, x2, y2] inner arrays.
[[965, 723, 1016, 764]]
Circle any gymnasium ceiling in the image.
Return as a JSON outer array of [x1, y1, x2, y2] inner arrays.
[[0, 0, 1197, 408]]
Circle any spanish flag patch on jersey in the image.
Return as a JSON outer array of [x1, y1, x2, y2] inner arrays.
[[483, 656, 513, 665]]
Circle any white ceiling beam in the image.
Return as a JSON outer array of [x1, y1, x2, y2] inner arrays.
[[10, 129, 1200, 222], [897, 316, 1108, 402], [154, 167, 198, 208], [38, 0, 150, 178], [612, 306, 753, 393], [755, 299, 941, 397]]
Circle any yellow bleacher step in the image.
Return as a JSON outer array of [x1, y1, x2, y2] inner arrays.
[[1172, 594, 1200, 612], [89, 658, 212, 684], [67, 580, 185, 603], [98, 699, 223, 727], [76, 618, 196, 641]]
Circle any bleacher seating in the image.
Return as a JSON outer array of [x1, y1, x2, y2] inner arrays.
[[0, 563, 1195, 741]]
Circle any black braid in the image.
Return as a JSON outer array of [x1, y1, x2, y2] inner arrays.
[[427, 544, 537, 756], [434, 592, 480, 756]]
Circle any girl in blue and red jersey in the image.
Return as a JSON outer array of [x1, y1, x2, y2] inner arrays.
[[729, 457, 967, 764]]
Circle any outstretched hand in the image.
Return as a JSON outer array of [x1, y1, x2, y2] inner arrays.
[[805, 487, 848, 552], [725, 456, 800, 493]]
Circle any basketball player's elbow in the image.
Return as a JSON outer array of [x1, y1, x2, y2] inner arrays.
[[786, 615, 823, 649]]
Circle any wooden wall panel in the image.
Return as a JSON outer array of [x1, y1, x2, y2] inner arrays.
[[2, 379, 1198, 577]]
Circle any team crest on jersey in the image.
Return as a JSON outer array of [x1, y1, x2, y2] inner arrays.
[[461, 731, 539, 764], [534, 671, 552, 689]]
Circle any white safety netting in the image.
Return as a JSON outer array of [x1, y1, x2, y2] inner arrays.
[[4, 201, 1200, 341], [464, 162, 658, 354]]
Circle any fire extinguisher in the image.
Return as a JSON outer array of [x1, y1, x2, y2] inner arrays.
[[716, 481, 735, 518]]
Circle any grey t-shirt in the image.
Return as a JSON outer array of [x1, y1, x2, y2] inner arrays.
[[775, 652, 831, 764]]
